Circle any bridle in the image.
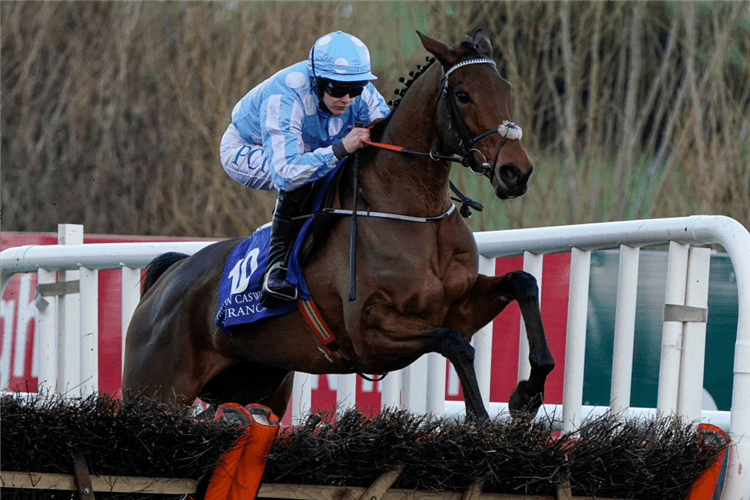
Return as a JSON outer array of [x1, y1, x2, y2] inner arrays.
[[365, 56, 523, 178], [438, 57, 523, 177], [361, 55, 523, 217]]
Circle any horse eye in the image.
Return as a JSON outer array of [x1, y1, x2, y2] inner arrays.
[[455, 91, 471, 104]]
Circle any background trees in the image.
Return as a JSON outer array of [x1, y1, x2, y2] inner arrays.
[[2, 2, 748, 236]]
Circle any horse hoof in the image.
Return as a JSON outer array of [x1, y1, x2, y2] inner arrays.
[[466, 406, 490, 422], [508, 379, 543, 422]]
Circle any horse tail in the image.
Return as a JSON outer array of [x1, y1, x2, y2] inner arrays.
[[141, 252, 189, 296]]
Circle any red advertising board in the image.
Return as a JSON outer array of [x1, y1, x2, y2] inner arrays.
[[1, 232, 569, 412]]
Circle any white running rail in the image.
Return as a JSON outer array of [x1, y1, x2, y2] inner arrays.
[[1, 215, 748, 500]]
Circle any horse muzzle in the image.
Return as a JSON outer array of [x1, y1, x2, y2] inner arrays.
[[492, 163, 532, 199]]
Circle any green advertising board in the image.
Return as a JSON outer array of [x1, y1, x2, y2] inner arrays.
[[584, 250, 738, 412]]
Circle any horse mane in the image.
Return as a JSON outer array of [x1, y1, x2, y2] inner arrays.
[[388, 56, 436, 111], [388, 34, 488, 111]]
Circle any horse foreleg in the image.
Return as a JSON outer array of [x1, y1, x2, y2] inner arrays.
[[267, 371, 294, 418], [435, 326, 490, 420], [445, 270, 555, 421]]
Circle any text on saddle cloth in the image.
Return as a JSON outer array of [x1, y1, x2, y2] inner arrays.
[[214, 163, 345, 332]]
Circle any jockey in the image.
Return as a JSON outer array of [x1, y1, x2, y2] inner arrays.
[[220, 31, 390, 308]]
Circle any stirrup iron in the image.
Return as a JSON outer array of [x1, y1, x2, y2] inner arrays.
[[261, 262, 298, 302]]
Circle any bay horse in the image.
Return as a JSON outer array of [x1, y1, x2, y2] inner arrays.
[[122, 28, 554, 420]]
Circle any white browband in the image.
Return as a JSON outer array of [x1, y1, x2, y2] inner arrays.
[[443, 57, 497, 80]]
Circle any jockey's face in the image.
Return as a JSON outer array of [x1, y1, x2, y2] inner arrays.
[[321, 91, 353, 115]]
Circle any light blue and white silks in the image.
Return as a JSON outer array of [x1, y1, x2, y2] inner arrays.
[[220, 61, 389, 192]]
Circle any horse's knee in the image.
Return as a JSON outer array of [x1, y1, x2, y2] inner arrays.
[[508, 270, 539, 302], [436, 327, 475, 363]]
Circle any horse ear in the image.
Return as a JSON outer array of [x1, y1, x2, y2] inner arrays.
[[471, 27, 493, 57], [416, 31, 458, 67]]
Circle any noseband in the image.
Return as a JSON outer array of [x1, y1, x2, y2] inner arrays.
[[440, 57, 523, 176]]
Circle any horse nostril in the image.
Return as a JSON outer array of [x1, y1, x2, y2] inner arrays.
[[500, 164, 524, 186]]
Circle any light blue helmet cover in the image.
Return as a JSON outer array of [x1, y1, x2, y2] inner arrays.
[[308, 31, 377, 82]]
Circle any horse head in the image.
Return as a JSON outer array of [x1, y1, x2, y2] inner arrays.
[[418, 28, 533, 200]]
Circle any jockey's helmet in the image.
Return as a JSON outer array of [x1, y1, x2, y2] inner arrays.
[[308, 31, 377, 83]]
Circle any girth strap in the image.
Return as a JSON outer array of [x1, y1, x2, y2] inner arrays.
[[297, 298, 386, 383]]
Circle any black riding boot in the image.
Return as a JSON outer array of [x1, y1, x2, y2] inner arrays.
[[259, 185, 311, 308]]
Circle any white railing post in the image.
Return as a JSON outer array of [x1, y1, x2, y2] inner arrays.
[[56, 224, 83, 395], [473, 255, 495, 405], [610, 244, 640, 414], [401, 355, 428, 414], [426, 353, 446, 415], [79, 266, 98, 396], [562, 247, 591, 432], [336, 373, 357, 416], [291, 372, 311, 424], [0, 287, 14, 391], [713, 218, 750, 500], [380, 369, 401, 410], [677, 247, 711, 421], [36, 268, 57, 394], [519, 251, 543, 383], [657, 242, 690, 414], [120, 266, 141, 372]]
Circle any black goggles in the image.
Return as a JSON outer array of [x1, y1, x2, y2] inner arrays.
[[320, 79, 368, 98]]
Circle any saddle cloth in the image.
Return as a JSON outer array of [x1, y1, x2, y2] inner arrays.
[[215, 161, 343, 333]]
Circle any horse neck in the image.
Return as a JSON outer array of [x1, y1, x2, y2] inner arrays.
[[367, 65, 451, 213]]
